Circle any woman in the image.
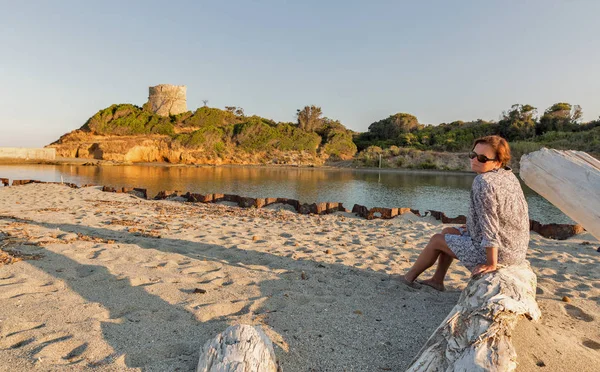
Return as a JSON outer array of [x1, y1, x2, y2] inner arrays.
[[402, 135, 530, 291]]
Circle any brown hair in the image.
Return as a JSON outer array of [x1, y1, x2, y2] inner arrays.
[[472, 135, 511, 167]]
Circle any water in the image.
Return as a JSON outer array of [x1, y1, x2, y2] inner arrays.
[[0, 164, 573, 224]]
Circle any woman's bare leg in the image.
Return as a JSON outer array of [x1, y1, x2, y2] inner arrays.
[[418, 228, 460, 291], [403, 228, 459, 288]]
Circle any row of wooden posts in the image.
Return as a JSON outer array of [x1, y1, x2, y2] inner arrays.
[[0, 178, 584, 240]]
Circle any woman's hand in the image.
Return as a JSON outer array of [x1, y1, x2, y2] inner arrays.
[[471, 264, 497, 276]]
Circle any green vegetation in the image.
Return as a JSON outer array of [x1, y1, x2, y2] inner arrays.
[[353, 102, 599, 170], [83, 104, 176, 136], [80, 104, 355, 161], [79, 101, 599, 168]]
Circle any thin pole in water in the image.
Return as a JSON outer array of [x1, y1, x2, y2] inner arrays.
[[379, 154, 382, 168]]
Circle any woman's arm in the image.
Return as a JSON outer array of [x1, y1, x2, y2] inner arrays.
[[471, 179, 501, 276]]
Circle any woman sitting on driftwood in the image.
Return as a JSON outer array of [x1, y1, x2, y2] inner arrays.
[[402, 135, 530, 291]]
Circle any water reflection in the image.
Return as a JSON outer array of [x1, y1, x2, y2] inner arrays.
[[0, 164, 572, 224]]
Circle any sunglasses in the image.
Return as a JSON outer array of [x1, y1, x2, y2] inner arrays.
[[468, 151, 497, 163]]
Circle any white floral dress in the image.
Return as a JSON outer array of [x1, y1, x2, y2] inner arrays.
[[445, 167, 530, 271]]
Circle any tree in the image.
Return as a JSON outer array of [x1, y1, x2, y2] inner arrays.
[[536, 102, 581, 135], [202, 100, 209, 107], [367, 113, 419, 141], [498, 104, 537, 141], [296, 105, 323, 132]]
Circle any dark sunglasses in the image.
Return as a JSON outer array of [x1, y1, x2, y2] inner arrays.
[[468, 151, 497, 163]]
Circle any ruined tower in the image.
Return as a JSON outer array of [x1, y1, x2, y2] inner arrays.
[[147, 84, 187, 116]]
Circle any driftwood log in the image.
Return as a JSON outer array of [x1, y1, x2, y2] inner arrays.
[[197, 324, 279, 372], [520, 148, 600, 240], [406, 263, 541, 372]]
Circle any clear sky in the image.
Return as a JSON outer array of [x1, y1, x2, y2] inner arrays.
[[1, 0, 599, 147]]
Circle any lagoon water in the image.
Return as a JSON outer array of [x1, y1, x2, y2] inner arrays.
[[0, 164, 572, 224]]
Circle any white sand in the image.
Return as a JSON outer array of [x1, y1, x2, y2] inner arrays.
[[0, 184, 598, 371]]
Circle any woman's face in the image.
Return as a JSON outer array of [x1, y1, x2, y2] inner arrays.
[[470, 143, 502, 174]]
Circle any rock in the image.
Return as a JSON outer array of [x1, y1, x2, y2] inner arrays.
[[325, 249, 332, 254], [263, 197, 278, 207], [0, 178, 9, 186], [252, 236, 259, 241], [223, 194, 241, 204], [298, 203, 312, 214], [12, 179, 40, 186], [367, 207, 398, 220], [326, 202, 346, 213], [313, 202, 328, 214], [351, 204, 369, 218], [410, 208, 421, 216], [562, 296, 571, 303], [239, 197, 257, 208], [253, 198, 266, 208], [102, 186, 116, 193], [154, 190, 179, 200], [276, 198, 300, 211], [132, 188, 147, 199], [186, 193, 213, 203], [193, 288, 207, 294], [529, 220, 585, 240], [427, 210, 467, 224], [301, 271, 307, 280], [211, 193, 225, 202]]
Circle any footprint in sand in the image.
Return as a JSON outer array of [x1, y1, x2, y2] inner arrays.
[[76, 266, 97, 278], [130, 276, 161, 287], [9, 337, 36, 349], [86, 249, 105, 260], [564, 304, 595, 322], [582, 338, 600, 350], [63, 342, 88, 360], [1, 322, 45, 339]]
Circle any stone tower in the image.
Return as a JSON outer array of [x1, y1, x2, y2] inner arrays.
[[147, 84, 187, 116]]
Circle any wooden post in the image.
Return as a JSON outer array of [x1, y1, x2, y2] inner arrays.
[[197, 324, 279, 372], [406, 262, 541, 372]]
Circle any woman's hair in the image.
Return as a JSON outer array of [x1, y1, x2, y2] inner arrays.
[[472, 135, 511, 167]]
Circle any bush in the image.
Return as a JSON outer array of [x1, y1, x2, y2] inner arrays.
[[182, 106, 240, 128], [174, 126, 227, 152], [416, 161, 437, 170], [83, 104, 175, 136]]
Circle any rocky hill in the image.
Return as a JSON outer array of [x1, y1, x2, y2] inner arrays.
[[48, 104, 357, 166]]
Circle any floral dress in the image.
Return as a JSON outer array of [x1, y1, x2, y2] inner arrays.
[[445, 167, 530, 271]]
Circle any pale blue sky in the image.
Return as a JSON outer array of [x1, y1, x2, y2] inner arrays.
[[1, 0, 599, 147]]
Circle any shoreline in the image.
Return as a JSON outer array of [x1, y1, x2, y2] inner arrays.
[[0, 157, 476, 176]]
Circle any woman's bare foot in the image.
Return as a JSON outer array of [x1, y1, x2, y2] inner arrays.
[[398, 275, 422, 289], [417, 278, 445, 292]]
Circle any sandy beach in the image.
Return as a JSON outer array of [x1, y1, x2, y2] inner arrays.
[[0, 184, 598, 371]]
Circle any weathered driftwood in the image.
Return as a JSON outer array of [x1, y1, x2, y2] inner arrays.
[[197, 324, 279, 372], [520, 148, 600, 241], [406, 263, 541, 372]]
